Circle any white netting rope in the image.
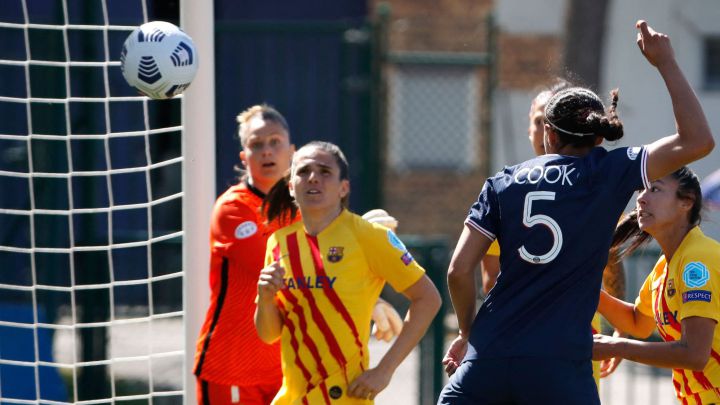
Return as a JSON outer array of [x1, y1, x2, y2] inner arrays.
[[0, 0, 184, 403]]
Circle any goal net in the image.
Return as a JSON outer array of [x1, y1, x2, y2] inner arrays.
[[0, 1, 214, 403]]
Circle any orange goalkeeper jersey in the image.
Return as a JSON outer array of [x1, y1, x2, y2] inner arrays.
[[636, 227, 720, 405], [194, 180, 294, 385], [266, 209, 425, 404]]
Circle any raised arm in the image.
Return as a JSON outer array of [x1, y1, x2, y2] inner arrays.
[[638, 20, 714, 181]]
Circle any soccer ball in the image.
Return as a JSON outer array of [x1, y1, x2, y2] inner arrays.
[[120, 21, 198, 100]]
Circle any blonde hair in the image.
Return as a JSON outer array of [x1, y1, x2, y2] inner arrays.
[[236, 104, 289, 147]]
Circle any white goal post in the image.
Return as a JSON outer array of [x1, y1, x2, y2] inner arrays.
[[0, 0, 215, 403], [181, 1, 215, 403]]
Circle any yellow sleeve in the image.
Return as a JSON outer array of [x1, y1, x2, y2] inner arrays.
[[361, 223, 425, 293], [486, 240, 500, 257], [634, 272, 655, 318], [676, 258, 720, 323], [264, 233, 279, 267]]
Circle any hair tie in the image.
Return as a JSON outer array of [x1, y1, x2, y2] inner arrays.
[[545, 117, 594, 137]]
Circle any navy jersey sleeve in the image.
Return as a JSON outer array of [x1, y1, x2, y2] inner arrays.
[[464, 178, 499, 241], [600, 146, 650, 193]]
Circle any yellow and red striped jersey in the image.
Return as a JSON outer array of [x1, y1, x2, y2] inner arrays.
[[635, 227, 720, 405], [266, 209, 425, 404]]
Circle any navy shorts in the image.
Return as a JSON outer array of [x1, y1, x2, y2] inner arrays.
[[437, 357, 599, 405]]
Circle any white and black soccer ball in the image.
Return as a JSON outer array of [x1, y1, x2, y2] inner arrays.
[[120, 21, 198, 100]]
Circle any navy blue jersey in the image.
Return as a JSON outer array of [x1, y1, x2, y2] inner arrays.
[[465, 146, 649, 361]]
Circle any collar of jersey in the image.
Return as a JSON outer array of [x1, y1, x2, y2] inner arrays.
[[244, 178, 267, 200]]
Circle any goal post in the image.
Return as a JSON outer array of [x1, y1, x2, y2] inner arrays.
[[0, 0, 215, 403], [180, 1, 215, 403]]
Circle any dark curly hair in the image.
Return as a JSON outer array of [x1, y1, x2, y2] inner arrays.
[[544, 87, 624, 148]]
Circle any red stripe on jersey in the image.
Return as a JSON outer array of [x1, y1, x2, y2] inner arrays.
[[300, 382, 332, 405], [672, 378, 688, 405], [711, 349, 720, 365], [297, 381, 331, 405], [278, 297, 332, 404], [653, 275, 666, 336], [320, 382, 331, 404], [281, 289, 330, 379], [693, 393, 701, 404], [306, 234, 366, 371], [658, 273, 682, 335], [679, 368, 695, 396], [692, 371, 713, 390], [276, 299, 314, 388], [673, 378, 682, 393], [273, 244, 281, 261], [286, 233, 348, 371]]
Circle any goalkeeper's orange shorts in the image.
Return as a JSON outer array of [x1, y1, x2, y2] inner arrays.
[[197, 378, 281, 405]]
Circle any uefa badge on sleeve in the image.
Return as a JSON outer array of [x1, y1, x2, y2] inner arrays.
[[682, 262, 709, 288], [387, 230, 407, 251]]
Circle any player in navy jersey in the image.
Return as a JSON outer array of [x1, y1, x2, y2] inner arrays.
[[438, 20, 714, 404]]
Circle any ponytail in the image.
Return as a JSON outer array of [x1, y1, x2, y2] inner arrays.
[[262, 173, 297, 226], [608, 211, 652, 263]]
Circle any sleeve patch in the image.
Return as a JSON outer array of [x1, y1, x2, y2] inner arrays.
[[387, 230, 407, 251], [682, 262, 710, 288], [626, 146, 641, 161], [235, 221, 258, 239], [401, 252, 414, 265], [682, 290, 712, 303]]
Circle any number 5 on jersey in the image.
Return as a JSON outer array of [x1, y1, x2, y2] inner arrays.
[[519, 191, 563, 264]]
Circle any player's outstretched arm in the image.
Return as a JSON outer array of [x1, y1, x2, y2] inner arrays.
[[347, 275, 441, 400], [602, 261, 626, 301], [597, 290, 655, 339], [639, 20, 714, 181], [598, 261, 628, 378], [254, 262, 285, 343], [594, 317, 715, 371]]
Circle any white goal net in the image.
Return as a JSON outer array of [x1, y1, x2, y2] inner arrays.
[[0, 1, 214, 403]]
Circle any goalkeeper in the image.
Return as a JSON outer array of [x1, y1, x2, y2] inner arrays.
[[193, 105, 403, 405]]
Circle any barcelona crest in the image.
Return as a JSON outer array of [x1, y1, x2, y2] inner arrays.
[[667, 278, 676, 297], [327, 246, 344, 263]]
